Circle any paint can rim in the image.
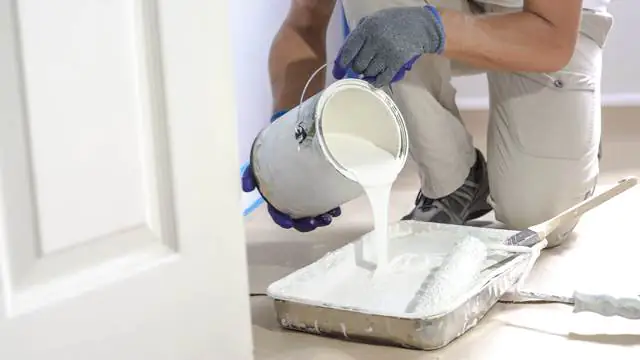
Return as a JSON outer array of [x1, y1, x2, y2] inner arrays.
[[314, 79, 410, 182]]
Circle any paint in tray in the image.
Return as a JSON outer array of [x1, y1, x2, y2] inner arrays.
[[268, 222, 520, 319]]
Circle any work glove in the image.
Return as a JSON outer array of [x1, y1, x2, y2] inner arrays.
[[333, 5, 445, 87], [241, 111, 342, 232]]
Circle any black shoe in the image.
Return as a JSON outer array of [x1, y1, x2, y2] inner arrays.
[[402, 150, 492, 224]]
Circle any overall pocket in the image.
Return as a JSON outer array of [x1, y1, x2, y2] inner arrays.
[[504, 70, 598, 160]]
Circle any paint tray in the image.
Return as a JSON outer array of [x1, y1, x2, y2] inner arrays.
[[266, 220, 531, 350]]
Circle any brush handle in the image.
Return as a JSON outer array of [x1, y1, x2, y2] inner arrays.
[[530, 177, 639, 239]]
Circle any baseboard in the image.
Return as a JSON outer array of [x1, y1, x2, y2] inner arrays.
[[457, 92, 640, 111]]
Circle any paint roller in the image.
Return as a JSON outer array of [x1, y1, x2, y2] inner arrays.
[[406, 233, 543, 315], [501, 290, 640, 320], [406, 235, 489, 315], [409, 177, 639, 318]]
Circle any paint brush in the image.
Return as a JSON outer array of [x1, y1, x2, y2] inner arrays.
[[482, 177, 639, 277], [503, 176, 638, 249]]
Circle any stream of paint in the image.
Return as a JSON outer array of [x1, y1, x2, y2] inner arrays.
[[323, 133, 402, 269]]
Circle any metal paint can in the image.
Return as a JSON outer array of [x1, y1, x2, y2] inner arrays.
[[250, 74, 409, 219]]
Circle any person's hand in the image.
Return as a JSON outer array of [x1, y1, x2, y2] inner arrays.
[[241, 165, 342, 232], [333, 6, 445, 87]]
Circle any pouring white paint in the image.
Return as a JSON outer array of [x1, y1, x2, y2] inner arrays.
[[316, 133, 489, 316], [323, 133, 402, 269]]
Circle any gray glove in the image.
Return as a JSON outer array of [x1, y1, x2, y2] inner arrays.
[[333, 6, 445, 87]]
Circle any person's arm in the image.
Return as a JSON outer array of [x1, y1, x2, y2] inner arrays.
[[269, 0, 337, 112], [440, 0, 583, 72], [334, 0, 584, 86]]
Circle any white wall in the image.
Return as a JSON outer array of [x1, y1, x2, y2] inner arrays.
[[230, 1, 286, 168], [452, 0, 640, 109], [230, 2, 343, 214]]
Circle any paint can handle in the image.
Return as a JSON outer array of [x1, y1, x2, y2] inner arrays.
[[297, 64, 329, 126], [299, 63, 392, 112], [296, 64, 394, 139]]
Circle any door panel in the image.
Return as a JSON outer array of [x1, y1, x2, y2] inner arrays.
[[0, 0, 252, 358], [20, 0, 151, 254], [2, 0, 177, 317]]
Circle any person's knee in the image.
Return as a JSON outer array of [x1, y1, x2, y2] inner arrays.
[[492, 181, 595, 248]]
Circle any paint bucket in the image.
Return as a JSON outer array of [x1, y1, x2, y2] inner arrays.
[[249, 65, 409, 218]]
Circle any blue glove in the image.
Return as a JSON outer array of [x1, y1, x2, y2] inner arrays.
[[241, 111, 342, 232], [333, 5, 445, 87]]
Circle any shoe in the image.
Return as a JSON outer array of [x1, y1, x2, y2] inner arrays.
[[402, 149, 492, 224]]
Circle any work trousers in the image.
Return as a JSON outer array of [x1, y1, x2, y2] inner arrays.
[[342, 0, 614, 246]]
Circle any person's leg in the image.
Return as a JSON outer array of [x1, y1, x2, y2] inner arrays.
[[485, 8, 614, 247], [342, 0, 493, 223], [393, 54, 494, 223]]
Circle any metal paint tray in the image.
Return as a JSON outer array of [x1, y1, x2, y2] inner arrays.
[[266, 221, 531, 350]]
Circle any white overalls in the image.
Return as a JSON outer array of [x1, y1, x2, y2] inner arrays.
[[341, 0, 614, 246]]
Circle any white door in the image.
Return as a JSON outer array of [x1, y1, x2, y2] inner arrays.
[[0, 0, 253, 359]]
